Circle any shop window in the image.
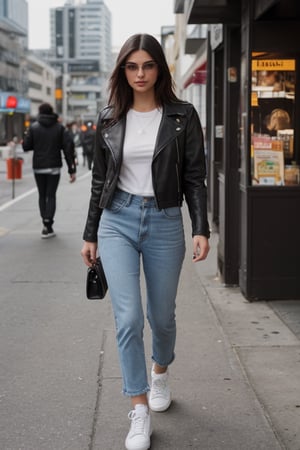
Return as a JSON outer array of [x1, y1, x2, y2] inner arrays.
[[250, 53, 297, 186]]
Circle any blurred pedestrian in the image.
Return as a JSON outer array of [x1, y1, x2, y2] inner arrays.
[[22, 103, 76, 238], [69, 121, 83, 165], [66, 122, 78, 166], [81, 121, 96, 170], [81, 34, 210, 450]]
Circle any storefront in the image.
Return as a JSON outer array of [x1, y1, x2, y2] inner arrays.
[[239, 0, 300, 299], [185, 0, 300, 299], [0, 93, 31, 144]]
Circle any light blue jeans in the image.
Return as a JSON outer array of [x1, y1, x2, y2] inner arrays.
[[98, 189, 186, 396]]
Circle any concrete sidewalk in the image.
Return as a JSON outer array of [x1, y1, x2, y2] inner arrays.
[[0, 171, 299, 449]]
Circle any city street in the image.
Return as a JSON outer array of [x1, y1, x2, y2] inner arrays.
[[0, 154, 300, 449], [1, 0, 300, 447]]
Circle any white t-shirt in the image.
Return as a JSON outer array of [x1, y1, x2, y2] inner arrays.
[[118, 108, 162, 196]]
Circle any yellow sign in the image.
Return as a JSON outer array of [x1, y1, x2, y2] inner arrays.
[[252, 59, 295, 71]]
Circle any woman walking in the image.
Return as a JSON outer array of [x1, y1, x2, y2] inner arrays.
[[81, 34, 210, 450]]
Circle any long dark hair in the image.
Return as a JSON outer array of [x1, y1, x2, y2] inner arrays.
[[108, 34, 179, 120]]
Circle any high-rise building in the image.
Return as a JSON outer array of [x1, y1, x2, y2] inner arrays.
[[0, 0, 27, 37], [49, 0, 112, 123], [0, 0, 30, 143]]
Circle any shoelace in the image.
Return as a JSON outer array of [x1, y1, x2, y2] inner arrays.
[[151, 377, 168, 397], [128, 410, 148, 435]]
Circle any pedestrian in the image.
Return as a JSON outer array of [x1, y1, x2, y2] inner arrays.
[[69, 121, 83, 165], [81, 33, 210, 450], [81, 121, 96, 170], [22, 103, 76, 239], [66, 122, 78, 166]]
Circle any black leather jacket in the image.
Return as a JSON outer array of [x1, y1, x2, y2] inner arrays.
[[83, 101, 210, 242]]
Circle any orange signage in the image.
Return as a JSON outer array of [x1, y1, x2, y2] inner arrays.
[[251, 92, 258, 107], [55, 88, 63, 100], [252, 59, 295, 71]]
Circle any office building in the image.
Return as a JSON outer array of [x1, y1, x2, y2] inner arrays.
[[49, 0, 112, 123], [0, 0, 29, 143], [26, 52, 56, 118]]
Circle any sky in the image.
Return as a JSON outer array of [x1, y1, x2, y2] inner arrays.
[[27, 0, 175, 50]]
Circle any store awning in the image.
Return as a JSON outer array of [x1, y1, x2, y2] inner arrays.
[[254, 0, 280, 19], [187, 0, 240, 24], [182, 38, 207, 89], [183, 62, 207, 88]]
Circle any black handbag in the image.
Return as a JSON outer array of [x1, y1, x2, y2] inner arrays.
[[86, 257, 108, 300]]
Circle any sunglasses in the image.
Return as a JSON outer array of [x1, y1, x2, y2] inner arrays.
[[121, 61, 157, 72]]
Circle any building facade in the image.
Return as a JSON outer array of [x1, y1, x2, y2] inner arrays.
[[174, 0, 300, 300], [49, 0, 112, 124], [0, 0, 29, 143], [26, 52, 56, 119]]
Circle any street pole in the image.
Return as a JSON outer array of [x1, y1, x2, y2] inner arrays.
[[62, 61, 68, 124]]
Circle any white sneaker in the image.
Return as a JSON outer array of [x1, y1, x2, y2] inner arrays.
[[125, 405, 152, 450], [149, 366, 171, 412]]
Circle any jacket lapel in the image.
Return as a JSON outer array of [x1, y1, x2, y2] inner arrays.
[[154, 103, 187, 158], [101, 115, 126, 166], [100, 102, 188, 162]]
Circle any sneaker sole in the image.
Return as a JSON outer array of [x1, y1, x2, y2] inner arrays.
[[125, 429, 152, 450], [125, 422, 152, 450], [125, 440, 151, 450], [41, 233, 56, 239], [149, 397, 171, 412]]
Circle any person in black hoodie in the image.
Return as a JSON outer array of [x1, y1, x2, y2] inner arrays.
[[23, 103, 76, 238]]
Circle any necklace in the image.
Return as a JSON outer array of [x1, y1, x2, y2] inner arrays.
[[132, 108, 161, 135]]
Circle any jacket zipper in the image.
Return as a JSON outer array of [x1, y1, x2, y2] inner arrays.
[[102, 129, 118, 192], [175, 138, 181, 205]]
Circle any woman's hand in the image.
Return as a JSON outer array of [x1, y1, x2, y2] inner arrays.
[[192, 235, 210, 262], [81, 241, 98, 267]]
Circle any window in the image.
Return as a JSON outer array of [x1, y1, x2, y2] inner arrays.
[[29, 81, 42, 90], [251, 53, 297, 186]]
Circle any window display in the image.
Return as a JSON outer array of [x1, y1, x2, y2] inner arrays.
[[251, 54, 298, 186]]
